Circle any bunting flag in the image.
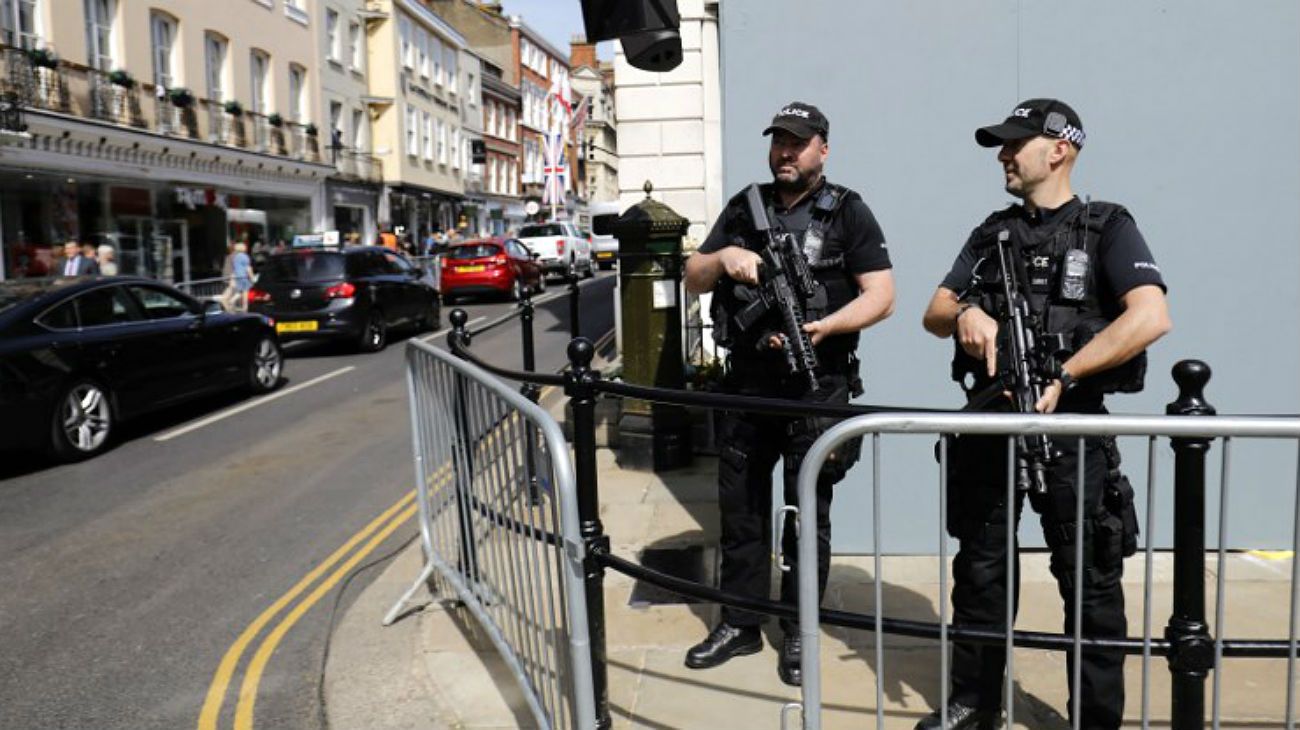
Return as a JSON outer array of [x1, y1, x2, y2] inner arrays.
[[541, 131, 568, 205]]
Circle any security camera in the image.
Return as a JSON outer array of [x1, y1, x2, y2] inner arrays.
[[580, 0, 683, 72]]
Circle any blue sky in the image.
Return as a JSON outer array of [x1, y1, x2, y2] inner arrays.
[[499, 0, 614, 61]]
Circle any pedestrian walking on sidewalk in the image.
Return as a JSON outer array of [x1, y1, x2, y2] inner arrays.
[[682, 100, 895, 687], [229, 243, 255, 313], [916, 98, 1172, 730]]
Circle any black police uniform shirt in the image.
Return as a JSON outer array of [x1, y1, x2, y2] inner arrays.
[[699, 179, 891, 364], [941, 197, 1166, 314]]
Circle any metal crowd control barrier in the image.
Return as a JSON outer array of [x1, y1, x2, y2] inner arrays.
[[174, 276, 229, 303], [386, 338, 597, 730], [793, 364, 1300, 730]]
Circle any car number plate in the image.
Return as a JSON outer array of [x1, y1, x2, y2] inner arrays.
[[596, 252, 613, 259], [456, 265, 486, 273], [276, 321, 318, 333]]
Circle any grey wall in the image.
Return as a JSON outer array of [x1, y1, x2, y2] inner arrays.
[[718, 1, 1300, 552]]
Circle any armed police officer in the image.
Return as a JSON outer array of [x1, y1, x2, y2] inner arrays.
[[682, 101, 895, 686], [917, 99, 1172, 730]]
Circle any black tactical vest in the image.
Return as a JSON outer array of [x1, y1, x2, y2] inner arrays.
[[710, 182, 859, 364], [956, 200, 1146, 396]]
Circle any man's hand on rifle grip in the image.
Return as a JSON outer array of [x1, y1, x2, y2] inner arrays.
[[956, 304, 1000, 378], [802, 319, 831, 346], [719, 246, 763, 285]]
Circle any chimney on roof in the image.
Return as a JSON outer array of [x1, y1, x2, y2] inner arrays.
[[570, 37, 597, 70]]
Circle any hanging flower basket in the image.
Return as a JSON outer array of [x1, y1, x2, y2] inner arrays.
[[267, 113, 283, 128], [224, 100, 244, 117], [305, 123, 319, 137], [168, 87, 194, 108], [108, 69, 135, 89], [27, 48, 59, 69]]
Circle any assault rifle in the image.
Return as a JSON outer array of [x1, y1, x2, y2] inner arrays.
[[961, 229, 1059, 494], [729, 184, 826, 392]]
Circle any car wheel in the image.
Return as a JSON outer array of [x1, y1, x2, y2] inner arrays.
[[49, 378, 113, 461], [534, 273, 547, 294], [441, 292, 457, 305], [510, 278, 523, 301], [584, 258, 595, 278], [358, 311, 388, 352], [248, 335, 283, 394]]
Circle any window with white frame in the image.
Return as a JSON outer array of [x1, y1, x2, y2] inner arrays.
[[249, 49, 269, 114], [330, 100, 343, 146], [506, 108, 516, 141], [1, 0, 41, 50], [398, 16, 413, 70], [485, 102, 495, 137], [489, 157, 498, 194], [150, 12, 177, 89], [437, 119, 447, 165], [325, 9, 340, 63], [84, 0, 115, 71], [416, 29, 428, 79], [422, 111, 433, 160], [351, 108, 364, 150], [431, 34, 443, 87], [348, 21, 363, 72], [405, 106, 418, 156], [451, 127, 460, 169], [445, 46, 457, 95], [509, 160, 518, 195], [289, 64, 306, 122], [204, 32, 227, 101]]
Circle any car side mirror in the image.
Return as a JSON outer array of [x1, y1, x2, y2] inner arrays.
[[203, 300, 224, 316], [531, 252, 540, 260]]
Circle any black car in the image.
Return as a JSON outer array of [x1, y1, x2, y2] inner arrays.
[[248, 246, 440, 351], [0, 277, 283, 461]]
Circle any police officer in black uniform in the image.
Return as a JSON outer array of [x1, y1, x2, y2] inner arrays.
[[917, 99, 1173, 730], [682, 101, 895, 686]]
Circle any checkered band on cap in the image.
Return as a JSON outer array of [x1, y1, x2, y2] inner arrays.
[[1060, 124, 1086, 148]]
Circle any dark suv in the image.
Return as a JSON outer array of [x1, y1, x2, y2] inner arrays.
[[248, 246, 439, 352]]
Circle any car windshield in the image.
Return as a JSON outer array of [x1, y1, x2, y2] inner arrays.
[[592, 214, 617, 236], [519, 224, 564, 237], [447, 244, 500, 260], [259, 251, 346, 283]]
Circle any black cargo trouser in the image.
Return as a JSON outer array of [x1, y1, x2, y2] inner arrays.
[[715, 370, 859, 632], [946, 433, 1127, 730]]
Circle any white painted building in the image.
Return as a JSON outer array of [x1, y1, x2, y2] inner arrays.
[[612, 0, 721, 245]]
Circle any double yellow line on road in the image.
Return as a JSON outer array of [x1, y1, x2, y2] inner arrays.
[[198, 468, 448, 730]]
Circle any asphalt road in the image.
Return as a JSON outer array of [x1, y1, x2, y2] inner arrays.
[[0, 272, 616, 730]]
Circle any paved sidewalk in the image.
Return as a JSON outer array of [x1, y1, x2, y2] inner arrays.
[[325, 450, 1297, 729]]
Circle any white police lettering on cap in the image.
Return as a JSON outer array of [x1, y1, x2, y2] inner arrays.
[[780, 107, 811, 119], [1013, 107, 1033, 118]]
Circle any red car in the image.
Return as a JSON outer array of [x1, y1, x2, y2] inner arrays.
[[440, 238, 546, 303]]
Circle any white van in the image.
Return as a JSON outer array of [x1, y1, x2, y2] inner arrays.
[[588, 201, 621, 270]]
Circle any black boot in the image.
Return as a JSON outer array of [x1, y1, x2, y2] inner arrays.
[[914, 701, 1001, 730], [684, 623, 762, 669], [778, 633, 802, 686]]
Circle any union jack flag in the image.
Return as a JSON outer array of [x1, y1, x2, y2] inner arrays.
[[542, 132, 567, 205], [571, 95, 590, 133]]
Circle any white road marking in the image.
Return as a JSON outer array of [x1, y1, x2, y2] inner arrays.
[[154, 366, 356, 442]]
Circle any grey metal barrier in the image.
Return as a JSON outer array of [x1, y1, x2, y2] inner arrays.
[[793, 368, 1300, 730], [385, 338, 597, 730], [174, 276, 230, 303]]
